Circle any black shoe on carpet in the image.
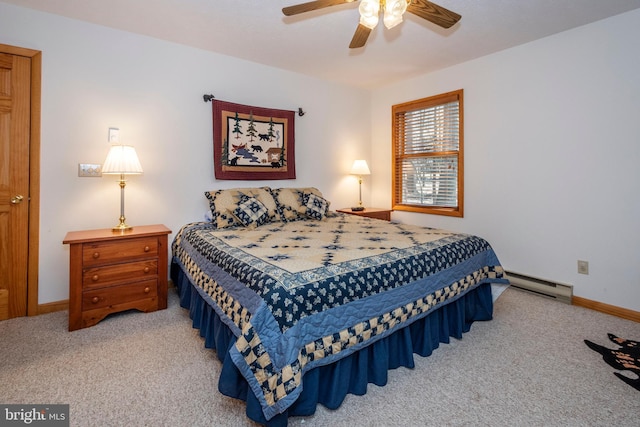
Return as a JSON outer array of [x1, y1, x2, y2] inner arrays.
[[585, 334, 640, 392]]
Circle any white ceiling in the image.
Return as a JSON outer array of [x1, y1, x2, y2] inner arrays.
[[4, 0, 640, 89]]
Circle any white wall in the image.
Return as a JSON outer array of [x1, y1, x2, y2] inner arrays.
[[0, 3, 371, 304], [371, 10, 640, 312]]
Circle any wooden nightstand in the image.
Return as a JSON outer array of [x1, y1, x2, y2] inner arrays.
[[336, 208, 393, 221], [63, 224, 172, 331]]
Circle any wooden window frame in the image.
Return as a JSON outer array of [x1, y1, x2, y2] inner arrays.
[[391, 89, 464, 217]]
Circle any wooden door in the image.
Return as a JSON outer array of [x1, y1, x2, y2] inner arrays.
[[0, 48, 35, 319]]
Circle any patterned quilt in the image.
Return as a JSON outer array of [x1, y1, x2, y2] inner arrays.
[[172, 214, 506, 420]]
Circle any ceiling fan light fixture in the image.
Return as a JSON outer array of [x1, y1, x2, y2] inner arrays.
[[383, 13, 403, 29], [383, 0, 408, 29], [359, 0, 380, 29], [282, 0, 460, 49]]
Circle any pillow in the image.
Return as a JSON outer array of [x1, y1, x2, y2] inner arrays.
[[269, 187, 327, 222], [205, 187, 279, 229], [303, 192, 329, 220], [232, 194, 269, 228]]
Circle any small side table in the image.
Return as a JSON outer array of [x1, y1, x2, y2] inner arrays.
[[63, 224, 171, 331], [336, 208, 392, 222]]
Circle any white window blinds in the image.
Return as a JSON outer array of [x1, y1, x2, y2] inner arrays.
[[392, 90, 463, 216]]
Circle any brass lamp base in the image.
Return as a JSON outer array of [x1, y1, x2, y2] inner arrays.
[[112, 216, 133, 231], [111, 177, 134, 232], [352, 177, 365, 212]]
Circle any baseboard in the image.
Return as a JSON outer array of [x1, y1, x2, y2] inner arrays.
[[572, 296, 640, 323], [37, 300, 68, 315]]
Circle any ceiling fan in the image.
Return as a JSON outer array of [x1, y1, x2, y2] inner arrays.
[[282, 0, 461, 49]]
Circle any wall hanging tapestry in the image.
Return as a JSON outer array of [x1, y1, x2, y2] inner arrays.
[[212, 99, 295, 180]]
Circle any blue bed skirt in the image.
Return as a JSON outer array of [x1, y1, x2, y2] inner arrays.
[[171, 261, 494, 426]]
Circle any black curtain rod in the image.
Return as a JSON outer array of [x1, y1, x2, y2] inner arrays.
[[202, 94, 305, 117]]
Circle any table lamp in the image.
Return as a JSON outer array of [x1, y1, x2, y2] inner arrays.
[[350, 159, 370, 211], [102, 144, 143, 231]]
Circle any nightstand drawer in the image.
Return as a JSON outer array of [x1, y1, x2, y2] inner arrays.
[[82, 260, 158, 289], [82, 279, 157, 310], [336, 208, 392, 221], [82, 237, 158, 266]]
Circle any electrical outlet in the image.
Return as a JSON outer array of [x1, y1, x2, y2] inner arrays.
[[78, 163, 102, 177], [577, 260, 589, 275]]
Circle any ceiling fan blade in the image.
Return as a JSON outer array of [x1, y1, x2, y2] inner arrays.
[[283, 0, 355, 16], [349, 23, 372, 49], [406, 0, 461, 29]]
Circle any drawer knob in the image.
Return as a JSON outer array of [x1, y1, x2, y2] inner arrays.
[[144, 246, 150, 252], [91, 296, 99, 304], [92, 275, 99, 282], [92, 252, 100, 259], [143, 267, 150, 273], [144, 287, 151, 294]]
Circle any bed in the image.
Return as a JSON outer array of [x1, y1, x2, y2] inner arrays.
[[171, 186, 507, 426]]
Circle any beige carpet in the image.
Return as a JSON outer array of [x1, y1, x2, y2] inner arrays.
[[1, 288, 638, 426]]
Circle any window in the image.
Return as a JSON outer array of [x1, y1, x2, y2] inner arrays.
[[392, 89, 463, 217]]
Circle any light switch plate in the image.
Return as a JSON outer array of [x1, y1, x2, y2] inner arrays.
[[78, 163, 102, 177], [108, 127, 120, 143]]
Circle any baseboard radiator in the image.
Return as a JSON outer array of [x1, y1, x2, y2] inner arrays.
[[505, 271, 573, 304]]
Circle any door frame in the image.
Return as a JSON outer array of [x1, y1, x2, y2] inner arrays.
[[0, 43, 41, 316]]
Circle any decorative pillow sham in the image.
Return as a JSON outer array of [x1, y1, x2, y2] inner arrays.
[[205, 187, 279, 229], [232, 193, 270, 228], [303, 192, 329, 220], [269, 187, 327, 222]]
